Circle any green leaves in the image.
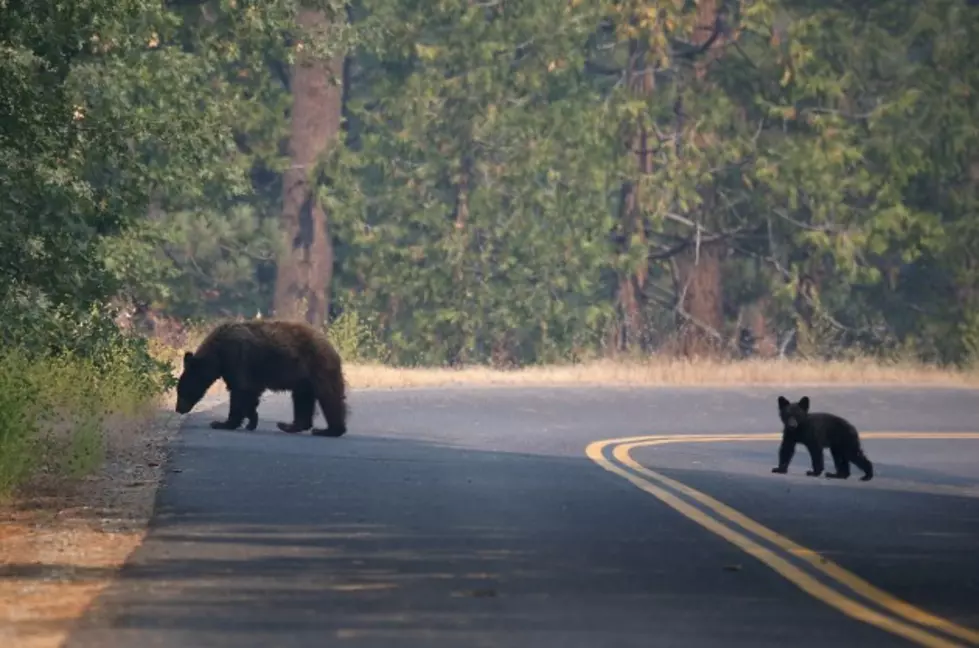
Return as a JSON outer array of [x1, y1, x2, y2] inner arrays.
[[0, 0, 252, 311], [4, 0, 978, 368], [319, 0, 617, 365]]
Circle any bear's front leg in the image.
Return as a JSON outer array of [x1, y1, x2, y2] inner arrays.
[[244, 391, 262, 431], [211, 389, 253, 430], [772, 437, 794, 474]]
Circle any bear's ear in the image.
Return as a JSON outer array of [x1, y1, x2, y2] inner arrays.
[[799, 396, 810, 412], [183, 351, 195, 369], [777, 396, 790, 410]]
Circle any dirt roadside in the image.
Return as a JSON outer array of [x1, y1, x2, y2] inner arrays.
[[0, 389, 226, 648]]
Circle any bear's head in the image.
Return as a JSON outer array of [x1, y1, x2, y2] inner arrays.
[[777, 395, 810, 431], [175, 351, 219, 415]]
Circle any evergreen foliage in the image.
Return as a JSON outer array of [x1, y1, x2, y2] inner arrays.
[[3, 0, 978, 369]]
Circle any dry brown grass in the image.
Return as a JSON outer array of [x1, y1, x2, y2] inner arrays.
[[156, 351, 979, 393], [342, 357, 979, 390], [154, 318, 979, 391]]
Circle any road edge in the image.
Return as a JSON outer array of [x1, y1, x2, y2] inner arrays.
[[0, 395, 228, 648]]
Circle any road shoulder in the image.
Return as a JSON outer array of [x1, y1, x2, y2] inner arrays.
[[0, 393, 224, 648]]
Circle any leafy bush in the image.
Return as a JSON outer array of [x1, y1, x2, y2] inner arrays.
[[0, 295, 173, 496], [325, 295, 389, 365]]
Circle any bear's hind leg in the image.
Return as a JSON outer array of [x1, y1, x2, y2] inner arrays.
[[277, 383, 315, 434], [311, 369, 347, 438], [804, 442, 824, 477], [825, 445, 850, 479], [850, 449, 874, 481]]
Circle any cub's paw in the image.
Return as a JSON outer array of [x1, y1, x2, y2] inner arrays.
[[276, 421, 308, 434], [825, 472, 849, 480], [860, 474, 873, 482], [210, 420, 239, 430], [771, 466, 788, 474], [805, 470, 822, 477], [245, 419, 259, 431]]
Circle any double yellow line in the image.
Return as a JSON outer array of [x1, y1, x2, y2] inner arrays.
[[585, 432, 979, 648]]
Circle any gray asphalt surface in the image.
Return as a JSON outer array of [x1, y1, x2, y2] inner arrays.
[[67, 386, 979, 647]]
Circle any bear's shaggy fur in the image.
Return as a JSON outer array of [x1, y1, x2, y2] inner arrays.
[[771, 395, 873, 481], [174, 319, 348, 437]]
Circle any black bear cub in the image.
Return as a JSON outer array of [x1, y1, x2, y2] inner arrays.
[[771, 396, 874, 481]]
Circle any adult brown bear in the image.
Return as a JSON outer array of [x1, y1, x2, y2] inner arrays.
[[174, 319, 348, 437]]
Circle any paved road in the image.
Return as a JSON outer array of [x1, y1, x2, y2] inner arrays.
[[68, 386, 979, 647]]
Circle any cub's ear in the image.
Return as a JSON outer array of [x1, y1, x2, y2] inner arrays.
[[183, 351, 195, 369], [777, 396, 790, 410], [799, 396, 810, 412]]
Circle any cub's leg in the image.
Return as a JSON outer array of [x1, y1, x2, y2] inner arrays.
[[804, 441, 824, 477], [277, 383, 316, 434], [849, 447, 874, 482], [772, 438, 795, 474], [825, 445, 850, 479]]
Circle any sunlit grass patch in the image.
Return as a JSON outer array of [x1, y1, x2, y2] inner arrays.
[[341, 356, 979, 390]]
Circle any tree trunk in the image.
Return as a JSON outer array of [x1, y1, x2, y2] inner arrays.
[[673, 0, 728, 358], [743, 297, 778, 357], [673, 238, 725, 357], [613, 38, 654, 353], [615, 179, 646, 351], [273, 7, 343, 328]]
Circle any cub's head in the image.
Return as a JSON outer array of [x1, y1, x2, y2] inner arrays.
[[175, 351, 218, 415], [777, 395, 810, 431]]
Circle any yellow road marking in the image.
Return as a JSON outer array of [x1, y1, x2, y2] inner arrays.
[[585, 432, 979, 647], [612, 432, 979, 500], [617, 433, 979, 644]]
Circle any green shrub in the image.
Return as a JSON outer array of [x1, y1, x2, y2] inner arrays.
[[0, 295, 173, 497], [0, 346, 168, 496], [325, 296, 389, 364]]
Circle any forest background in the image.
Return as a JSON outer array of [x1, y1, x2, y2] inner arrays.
[[3, 0, 979, 492]]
